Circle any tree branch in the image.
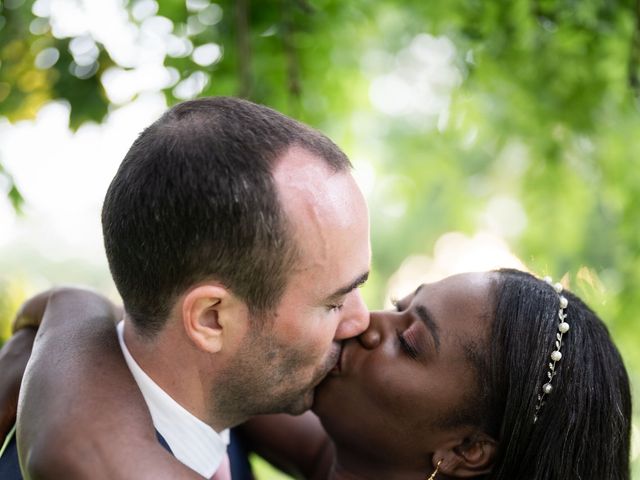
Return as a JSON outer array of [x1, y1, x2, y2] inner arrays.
[[282, 0, 302, 103], [628, 0, 640, 96], [236, 0, 252, 98]]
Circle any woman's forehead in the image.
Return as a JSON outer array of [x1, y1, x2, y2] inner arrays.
[[411, 273, 495, 331], [413, 272, 493, 302]]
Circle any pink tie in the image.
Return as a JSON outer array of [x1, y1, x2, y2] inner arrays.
[[211, 453, 231, 480]]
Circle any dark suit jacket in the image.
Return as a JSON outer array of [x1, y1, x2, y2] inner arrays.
[[0, 426, 254, 479], [0, 426, 20, 479]]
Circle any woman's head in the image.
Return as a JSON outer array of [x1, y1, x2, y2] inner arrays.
[[313, 272, 497, 477], [313, 269, 631, 479]]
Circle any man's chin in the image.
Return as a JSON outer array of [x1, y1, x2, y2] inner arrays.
[[283, 388, 315, 415]]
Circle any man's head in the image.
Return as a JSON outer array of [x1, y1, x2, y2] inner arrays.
[[102, 97, 370, 418], [104, 97, 353, 334]]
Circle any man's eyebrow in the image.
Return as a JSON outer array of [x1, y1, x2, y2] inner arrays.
[[325, 271, 370, 302], [415, 304, 441, 353]]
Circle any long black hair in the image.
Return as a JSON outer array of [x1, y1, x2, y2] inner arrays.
[[482, 269, 631, 479]]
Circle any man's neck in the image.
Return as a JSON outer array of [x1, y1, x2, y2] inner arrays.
[[122, 319, 229, 432]]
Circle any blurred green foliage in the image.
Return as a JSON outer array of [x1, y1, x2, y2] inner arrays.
[[0, 280, 27, 349], [1, 0, 640, 476]]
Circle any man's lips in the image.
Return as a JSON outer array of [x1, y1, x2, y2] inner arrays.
[[329, 342, 346, 376]]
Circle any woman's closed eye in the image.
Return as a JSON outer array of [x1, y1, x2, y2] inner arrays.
[[396, 328, 420, 359], [391, 296, 428, 360]]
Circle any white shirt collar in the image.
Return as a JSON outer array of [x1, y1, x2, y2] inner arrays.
[[117, 321, 229, 478]]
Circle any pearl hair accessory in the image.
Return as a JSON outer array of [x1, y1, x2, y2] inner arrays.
[[533, 276, 570, 424]]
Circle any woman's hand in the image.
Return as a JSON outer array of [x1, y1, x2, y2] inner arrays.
[[0, 327, 36, 444], [11, 289, 54, 333]]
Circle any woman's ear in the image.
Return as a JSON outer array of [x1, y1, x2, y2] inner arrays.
[[432, 432, 497, 478]]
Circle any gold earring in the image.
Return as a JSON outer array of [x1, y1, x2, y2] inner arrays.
[[426, 459, 443, 480]]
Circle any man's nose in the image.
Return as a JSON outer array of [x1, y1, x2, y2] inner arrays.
[[357, 311, 382, 350], [334, 290, 369, 340]]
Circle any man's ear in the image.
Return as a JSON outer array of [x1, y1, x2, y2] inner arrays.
[[432, 432, 497, 478], [181, 284, 238, 354]]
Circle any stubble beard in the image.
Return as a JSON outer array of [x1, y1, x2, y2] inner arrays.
[[214, 332, 340, 421]]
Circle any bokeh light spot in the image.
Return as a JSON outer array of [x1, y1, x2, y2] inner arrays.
[[34, 47, 60, 69], [192, 43, 221, 66]]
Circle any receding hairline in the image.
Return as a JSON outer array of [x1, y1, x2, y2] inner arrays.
[[158, 97, 353, 174]]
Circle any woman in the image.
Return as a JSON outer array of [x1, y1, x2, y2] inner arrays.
[[0, 269, 631, 479], [240, 269, 631, 479]]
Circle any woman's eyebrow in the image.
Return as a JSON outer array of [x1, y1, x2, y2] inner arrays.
[[415, 304, 441, 352]]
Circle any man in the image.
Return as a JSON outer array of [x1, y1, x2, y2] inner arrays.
[[1, 97, 371, 478]]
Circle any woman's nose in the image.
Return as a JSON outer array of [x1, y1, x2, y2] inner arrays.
[[358, 311, 384, 350]]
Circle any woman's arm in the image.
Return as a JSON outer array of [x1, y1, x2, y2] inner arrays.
[[15, 288, 202, 480], [4, 288, 335, 479], [238, 412, 335, 480]]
